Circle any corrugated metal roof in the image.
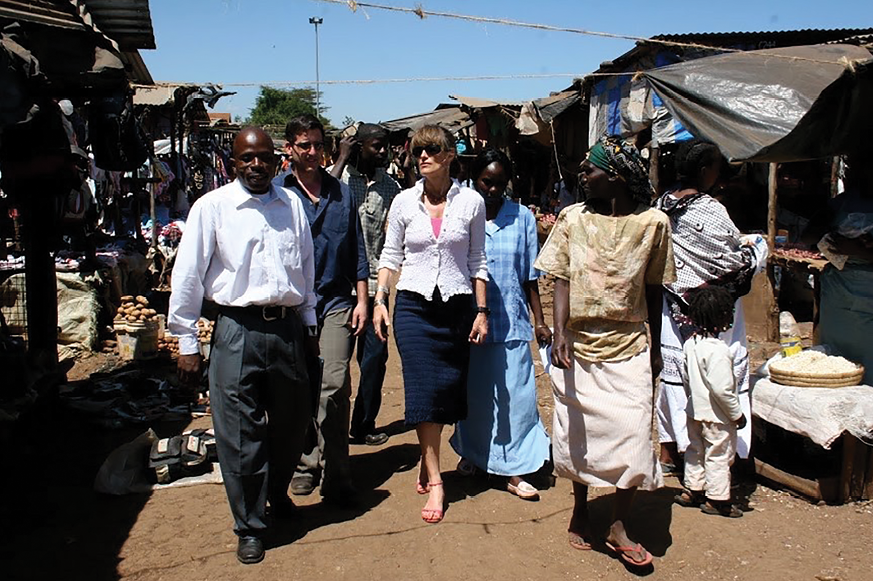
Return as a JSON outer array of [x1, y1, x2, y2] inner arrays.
[[81, 0, 155, 50], [532, 90, 581, 123], [121, 49, 153, 84], [651, 28, 873, 43], [449, 95, 523, 109], [380, 106, 474, 134], [592, 27, 873, 76], [132, 82, 202, 107], [0, 0, 87, 32]]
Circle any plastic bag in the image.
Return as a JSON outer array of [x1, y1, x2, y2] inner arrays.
[[779, 311, 802, 357], [93, 428, 157, 495], [817, 213, 873, 270], [740, 233, 769, 275]]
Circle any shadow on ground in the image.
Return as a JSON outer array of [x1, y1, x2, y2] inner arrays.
[[580, 486, 681, 576], [0, 400, 190, 581]]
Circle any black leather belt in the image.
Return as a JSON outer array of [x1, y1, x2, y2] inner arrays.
[[218, 304, 295, 321]]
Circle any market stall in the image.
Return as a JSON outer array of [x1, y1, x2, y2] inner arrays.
[[637, 43, 873, 502]]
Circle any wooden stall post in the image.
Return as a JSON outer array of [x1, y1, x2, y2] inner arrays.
[[22, 192, 59, 369], [765, 162, 780, 341], [649, 146, 660, 196], [767, 162, 778, 252], [150, 175, 157, 250]]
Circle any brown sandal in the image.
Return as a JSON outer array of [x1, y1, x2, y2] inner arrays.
[[701, 500, 743, 518], [674, 489, 705, 508]]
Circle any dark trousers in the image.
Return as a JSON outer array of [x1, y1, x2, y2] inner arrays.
[[209, 309, 312, 537], [350, 297, 389, 439]]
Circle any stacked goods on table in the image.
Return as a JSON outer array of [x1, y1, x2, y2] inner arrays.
[[114, 296, 160, 360], [115, 295, 159, 324], [158, 334, 180, 357], [773, 242, 824, 261], [770, 350, 864, 388], [157, 319, 214, 359], [197, 319, 214, 359]]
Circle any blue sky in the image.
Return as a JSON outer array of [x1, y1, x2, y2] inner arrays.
[[141, 0, 871, 126]]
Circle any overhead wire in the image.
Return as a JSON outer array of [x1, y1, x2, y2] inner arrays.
[[211, 73, 584, 88], [315, 0, 865, 68]]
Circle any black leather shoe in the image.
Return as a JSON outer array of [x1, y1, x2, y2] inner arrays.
[[364, 432, 389, 446], [237, 536, 264, 564], [290, 474, 317, 496]]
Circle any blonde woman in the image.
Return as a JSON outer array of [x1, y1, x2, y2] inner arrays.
[[373, 125, 489, 523]]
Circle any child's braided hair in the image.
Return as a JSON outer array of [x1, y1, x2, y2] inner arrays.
[[686, 285, 735, 336]]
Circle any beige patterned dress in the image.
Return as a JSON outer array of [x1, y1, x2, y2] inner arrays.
[[534, 203, 675, 490]]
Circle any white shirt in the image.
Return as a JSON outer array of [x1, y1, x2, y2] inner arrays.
[[682, 335, 743, 424], [379, 178, 488, 301], [169, 179, 316, 355]]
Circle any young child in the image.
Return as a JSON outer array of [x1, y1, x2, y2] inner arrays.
[[674, 285, 747, 518]]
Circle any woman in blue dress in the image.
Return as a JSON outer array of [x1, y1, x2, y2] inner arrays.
[[450, 149, 553, 500]]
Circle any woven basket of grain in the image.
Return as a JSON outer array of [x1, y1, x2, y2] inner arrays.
[[770, 367, 864, 388], [769, 350, 864, 388]]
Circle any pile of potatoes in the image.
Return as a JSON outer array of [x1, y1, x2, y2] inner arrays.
[[159, 334, 180, 356], [197, 319, 214, 343], [115, 295, 159, 324]]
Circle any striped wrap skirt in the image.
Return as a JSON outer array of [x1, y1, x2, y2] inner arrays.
[[549, 348, 662, 491]]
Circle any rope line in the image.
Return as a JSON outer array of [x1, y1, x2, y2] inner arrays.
[[317, 0, 867, 67], [196, 73, 585, 88]]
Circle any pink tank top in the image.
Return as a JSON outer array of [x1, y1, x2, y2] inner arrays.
[[431, 217, 442, 239]]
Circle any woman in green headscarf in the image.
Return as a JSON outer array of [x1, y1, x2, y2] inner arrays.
[[535, 136, 675, 568]]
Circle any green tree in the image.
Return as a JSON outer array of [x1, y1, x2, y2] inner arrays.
[[247, 86, 331, 128]]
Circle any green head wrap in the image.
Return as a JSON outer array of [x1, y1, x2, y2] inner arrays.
[[585, 136, 654, 205]]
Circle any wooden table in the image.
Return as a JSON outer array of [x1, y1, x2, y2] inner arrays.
[[752, 378, 873, 503]]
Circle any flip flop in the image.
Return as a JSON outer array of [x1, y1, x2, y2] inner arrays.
[[604, 540, 654, 567], [568, 531, 592, 551]]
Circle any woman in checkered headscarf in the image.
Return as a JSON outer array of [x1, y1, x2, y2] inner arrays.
[[654, 138, 766, 486]]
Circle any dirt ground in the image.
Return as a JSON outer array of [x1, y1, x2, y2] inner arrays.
[[2, 310, 872, 581]]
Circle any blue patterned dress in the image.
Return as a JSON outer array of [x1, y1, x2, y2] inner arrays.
[[449, 201, 551, 476]]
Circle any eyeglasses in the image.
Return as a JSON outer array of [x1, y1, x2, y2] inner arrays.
[[412, 144, 442, 157], [294, 141, 325, 152]]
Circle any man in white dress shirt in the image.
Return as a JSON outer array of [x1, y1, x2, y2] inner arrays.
[[169, 127, 318, 564]]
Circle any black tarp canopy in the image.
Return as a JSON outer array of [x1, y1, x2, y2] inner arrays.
[[642, 44, 873, 162]]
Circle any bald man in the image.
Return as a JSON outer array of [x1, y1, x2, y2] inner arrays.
[[169, 127, 318, 564]]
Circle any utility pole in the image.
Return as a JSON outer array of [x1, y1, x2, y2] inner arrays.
[[309, 16, 323, 118]]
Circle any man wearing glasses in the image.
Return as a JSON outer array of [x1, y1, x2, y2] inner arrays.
[[273, 114, 369, 505], [170, 127, 318, 564], [329, 123, 401, 447]]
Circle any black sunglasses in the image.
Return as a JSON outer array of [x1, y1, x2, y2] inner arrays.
[[412, 144, 442, 157]]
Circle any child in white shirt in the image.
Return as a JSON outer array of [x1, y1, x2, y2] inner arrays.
[[674, 286, 747, 518]]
